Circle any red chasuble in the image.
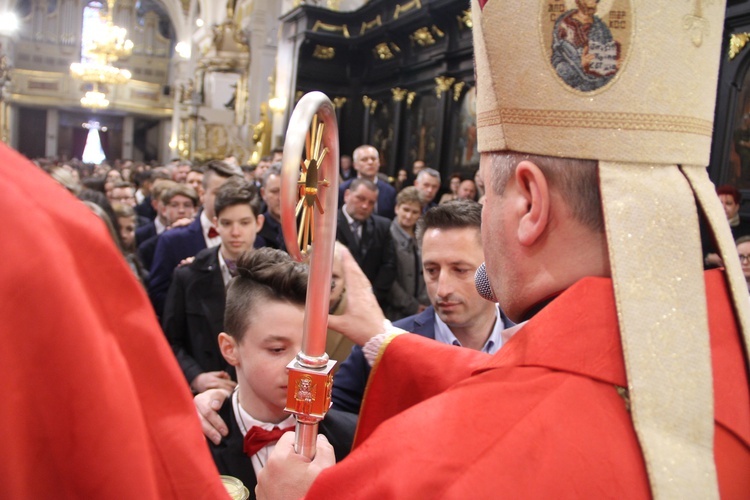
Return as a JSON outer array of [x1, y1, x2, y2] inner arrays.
[[0, 145, 228, 499], [308, 272, 750, 499]]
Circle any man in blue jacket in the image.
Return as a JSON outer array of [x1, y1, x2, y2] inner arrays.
[[332, 200, 513, 413]]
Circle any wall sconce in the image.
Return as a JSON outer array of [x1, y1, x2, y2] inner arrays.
[[268, 96, 286, 115]]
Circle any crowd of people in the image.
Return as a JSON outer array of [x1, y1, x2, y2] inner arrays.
[[3, 1, 748, 497], [26, 144, 503, 496]]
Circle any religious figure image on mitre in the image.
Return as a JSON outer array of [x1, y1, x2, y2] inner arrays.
[[551, 0, 622, 91]]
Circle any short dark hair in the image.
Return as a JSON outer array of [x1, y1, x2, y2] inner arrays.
[[417, 199, 482, 244], [202, 160, 242, 189], [224, 248, 308, 342], [348, 177, 378, 194], [213, 177, 262, 218]]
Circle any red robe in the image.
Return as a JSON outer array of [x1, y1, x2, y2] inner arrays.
[[0, 145, 228, 498], [307, 272, 750, 498]]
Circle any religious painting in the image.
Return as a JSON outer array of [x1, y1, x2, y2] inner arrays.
[[371, 98, 394, 172], [452, 85, 479, 169], [542, 0, 632, 93], [406, 93, 439, 169], [729, 67, 750, 189]]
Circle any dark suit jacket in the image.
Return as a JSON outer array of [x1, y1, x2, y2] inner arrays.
[[209, 399, 357, 497], [148, 215, 206, 318], [162, 245, 231, 384], [331, 307, 436, 414], [137, 233, 159, 273], [336, 209, 396, 308], [339, 177, 397, 220], [135, 195, 157, 220], [331, 306, 515, 414], [254, 211, 286, 252], [135, 220, 157, 247]]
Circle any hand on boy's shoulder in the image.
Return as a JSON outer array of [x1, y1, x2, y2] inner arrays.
[[177, 256, 196, 268], [195, 387, 232, 445], [191, 370, 236, 393], [169, 217, 194, 230]]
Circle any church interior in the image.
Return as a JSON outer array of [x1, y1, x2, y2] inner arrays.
[[1, 0, 750, 192]]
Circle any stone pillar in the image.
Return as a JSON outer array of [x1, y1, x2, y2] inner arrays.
[[122, 114, 134, 160], [45, 108, 58, 158]]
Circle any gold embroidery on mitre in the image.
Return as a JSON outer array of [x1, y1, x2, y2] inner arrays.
[[683, 0, 714, 48], [477, 108, 713, 136]]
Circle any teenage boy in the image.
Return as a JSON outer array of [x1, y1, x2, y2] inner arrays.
[[137, 182, 198, 271], [148, 160, 242, 317], [209, 247, 356, 491], [162, 177, 263, 393]]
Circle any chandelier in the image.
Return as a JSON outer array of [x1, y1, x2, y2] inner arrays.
[[70, 0, 133, 109], [70, 61, 131, 85], [86, 21, 133, 62], [80, 84, 110, 109]]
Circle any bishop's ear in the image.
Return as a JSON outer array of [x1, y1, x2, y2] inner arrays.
[[218, 332, 240, 367], [514, 160, 550, 247]]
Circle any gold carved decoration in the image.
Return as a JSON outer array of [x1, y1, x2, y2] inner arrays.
[[406, 91, 416, 109], [312, 20, 350, 38], [360, 15, 382, 35], [457, 9, 472, 29], [434, 76, 455, 99], [374, 42, 401, 60], [333, 96, 347, 108], [392, 87, 408, 102], [453, 81, 465, 102], [295, 90, 304, 103], [252, 102, 271, 159], [362, 95, 378, 115], [683, 0, 710, 48], [411, 26, 445, 47], [411, 27, 435, 47], [394, 0, 421, 20], [729, 33, 750, 60], [313, 45, 335, 60]]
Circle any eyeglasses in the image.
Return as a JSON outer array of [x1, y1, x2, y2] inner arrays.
[[739, 254, 750, 263]]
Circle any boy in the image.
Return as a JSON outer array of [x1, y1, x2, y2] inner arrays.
[[162, 177, 263, 393], [210, 248, 356, 491], [136, 182, 198, 270]]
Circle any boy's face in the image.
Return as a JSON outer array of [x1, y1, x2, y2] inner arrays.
[[214, 204, 264, 261], [165, 194, 196, 225], [220, 300, 304, 423]]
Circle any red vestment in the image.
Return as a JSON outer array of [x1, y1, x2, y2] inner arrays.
[[0, 145, 228, 498], [308, 272, 750, 498]]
